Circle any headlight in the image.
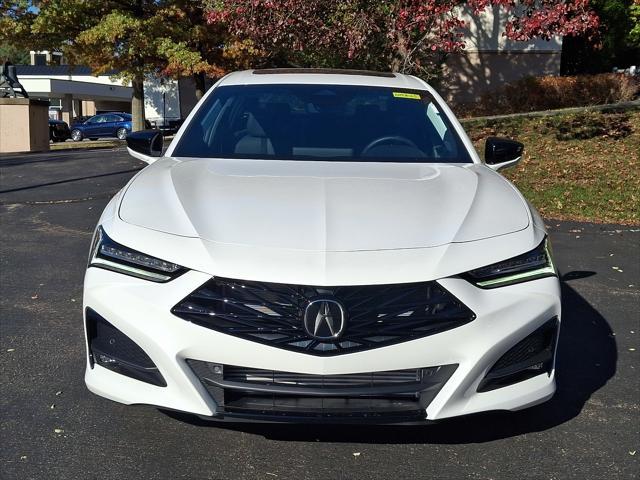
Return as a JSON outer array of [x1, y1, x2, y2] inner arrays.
[[464, 238, 556, 288], [88, 226, 186, 282]]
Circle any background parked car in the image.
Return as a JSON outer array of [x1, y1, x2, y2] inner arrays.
[[70, 113, 132, 141], [48, 119, 71, 142]]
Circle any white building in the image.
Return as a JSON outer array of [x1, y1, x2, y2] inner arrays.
[[16, 64, 132, 123], [142, 76, 181, 127], [16, 52, 183, 126], [444, 6, 563, 101]]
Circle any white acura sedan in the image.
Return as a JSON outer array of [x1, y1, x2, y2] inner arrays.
[[83, 69, 560, 423]]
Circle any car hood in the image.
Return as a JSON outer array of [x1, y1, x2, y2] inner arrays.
[[118, 158, 529, 252]]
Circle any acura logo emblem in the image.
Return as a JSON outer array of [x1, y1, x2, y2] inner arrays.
[[303, 299, 346, 340]]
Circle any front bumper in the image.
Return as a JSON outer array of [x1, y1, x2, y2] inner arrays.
[[83, 268, 561, 422]]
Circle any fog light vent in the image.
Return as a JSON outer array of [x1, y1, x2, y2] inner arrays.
[[85, 308, 166, 387], [478, 318, 559, 392]]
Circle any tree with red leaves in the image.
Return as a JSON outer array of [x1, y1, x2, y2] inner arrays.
[[205, 0, 600, 77]]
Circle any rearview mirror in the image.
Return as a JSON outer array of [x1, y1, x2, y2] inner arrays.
[[126, 130, 163, 164], [484, 137, 524, 171]]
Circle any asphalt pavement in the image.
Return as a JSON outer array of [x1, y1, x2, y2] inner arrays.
[[1, 148, 638, 480]]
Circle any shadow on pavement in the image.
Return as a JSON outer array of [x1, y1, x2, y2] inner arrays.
[[0, 168, 142, 194], [163, 277, 616, 444]]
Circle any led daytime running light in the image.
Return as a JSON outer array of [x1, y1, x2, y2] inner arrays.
[[474, 264, 556, 288], [466, 238, 556, 288], [99, 244, 181, 273], [89, 227, 185, 282]]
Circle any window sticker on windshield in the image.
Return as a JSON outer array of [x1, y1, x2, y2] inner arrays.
[[392, 92, 421, 100]]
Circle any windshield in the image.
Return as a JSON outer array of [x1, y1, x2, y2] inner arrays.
[[172, 84, 472, 163]]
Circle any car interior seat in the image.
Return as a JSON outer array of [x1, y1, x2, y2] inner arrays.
[[234, 112, 275, 155]]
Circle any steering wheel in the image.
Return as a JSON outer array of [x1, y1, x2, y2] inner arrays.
[[361, 136, 419, 156]]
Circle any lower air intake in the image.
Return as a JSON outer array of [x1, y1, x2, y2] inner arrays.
[[188, 360, 457, 420]]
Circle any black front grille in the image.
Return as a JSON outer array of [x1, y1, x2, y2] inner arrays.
[[172, 277, 475, 356], [188, 360, 458, 420]]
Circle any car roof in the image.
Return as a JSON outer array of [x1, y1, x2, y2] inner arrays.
[[94, 112, 130, 117], [218, 69, 429, 90]]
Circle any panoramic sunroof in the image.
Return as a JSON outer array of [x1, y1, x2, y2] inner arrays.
[[253, 68, 396, 78]]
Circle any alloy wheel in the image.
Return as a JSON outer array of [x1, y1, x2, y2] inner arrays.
[[116, 128, 128, 140], [71, 130, 82, 142]]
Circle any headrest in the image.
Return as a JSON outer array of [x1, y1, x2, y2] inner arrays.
[[246, 113, 267, 137]]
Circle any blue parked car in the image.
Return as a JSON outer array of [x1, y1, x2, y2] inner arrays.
[[70, 113, 132, 141]]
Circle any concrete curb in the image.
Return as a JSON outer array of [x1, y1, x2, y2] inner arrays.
[[50, 140, 123, 151], [49, 136, 175, 152]]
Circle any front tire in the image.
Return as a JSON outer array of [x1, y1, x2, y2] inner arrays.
[[71, 129, 83, 142], [116, 128, 128, 140]]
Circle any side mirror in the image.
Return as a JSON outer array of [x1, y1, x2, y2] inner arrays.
[[484, 137, 524, 171], [126, 130, 163, 164]]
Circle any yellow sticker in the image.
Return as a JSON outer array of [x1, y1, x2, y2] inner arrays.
[[393, 92, 421, 100]]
